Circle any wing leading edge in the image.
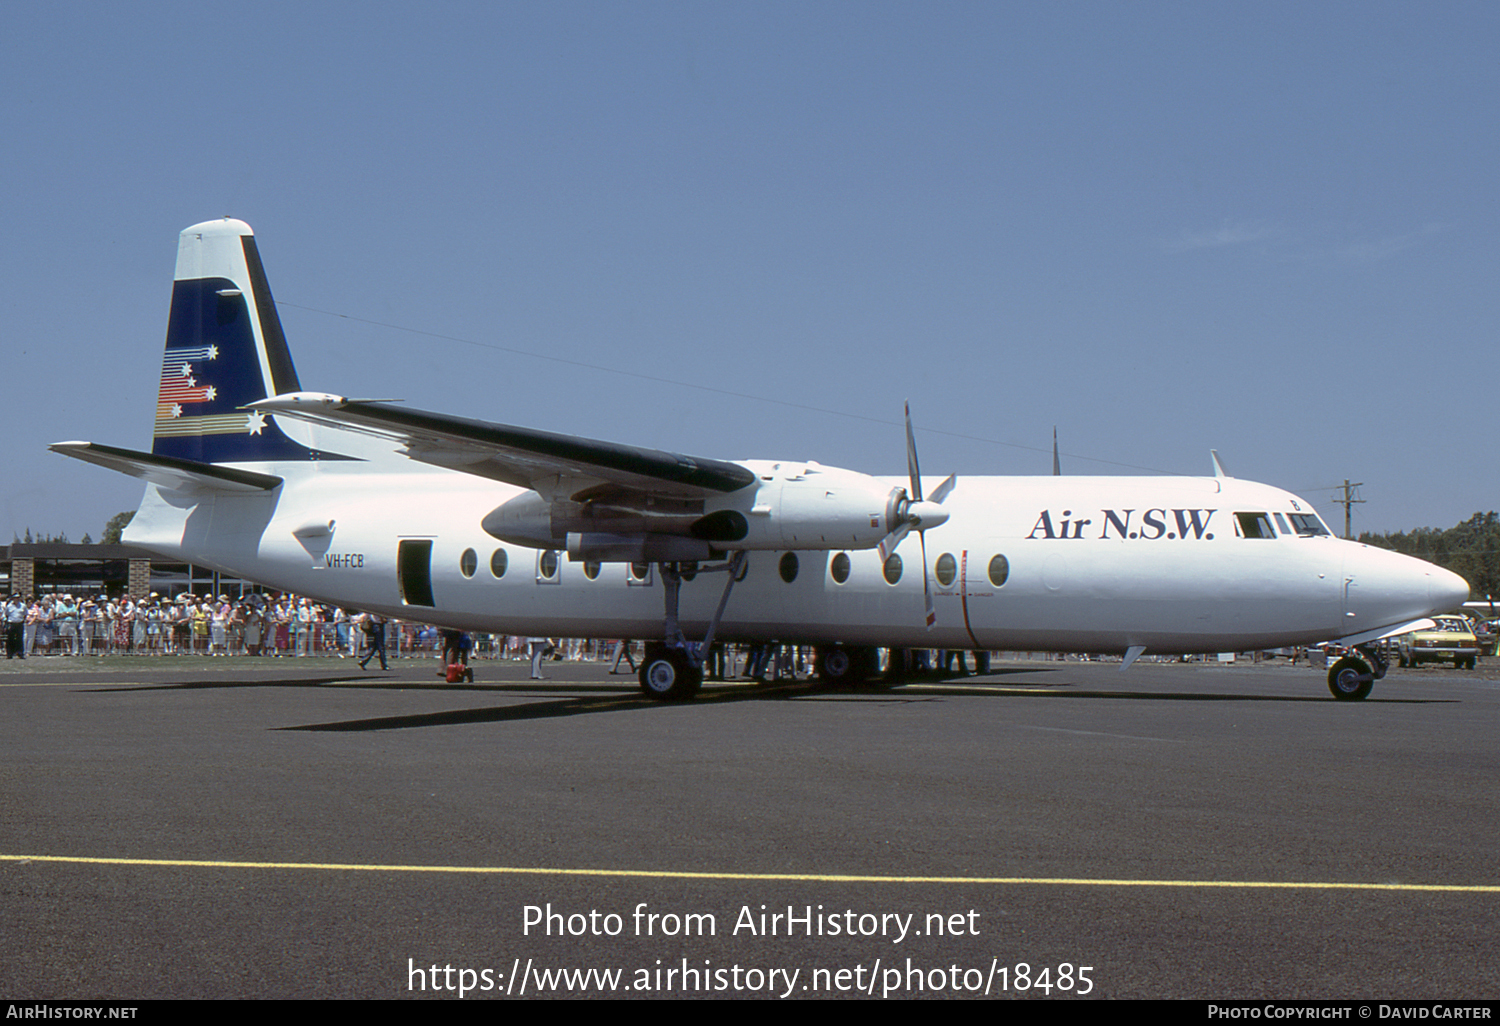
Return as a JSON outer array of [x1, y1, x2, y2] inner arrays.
[[250, 393, 756, 500]]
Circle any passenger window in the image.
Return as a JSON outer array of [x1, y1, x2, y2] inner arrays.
[[988, 554, 1009, 588], [829, 552, 851, 584], [779, 552, 799, 584], [934, 553, 957, 587], [1235, 512, 1275, 539], [537, 549, 560, 582], [883, 553, 903, 585]]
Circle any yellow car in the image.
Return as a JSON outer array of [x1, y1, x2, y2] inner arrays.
[[1400, 616, 1480, 670]]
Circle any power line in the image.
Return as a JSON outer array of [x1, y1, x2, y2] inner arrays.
[[275, 300, 1184, 475]]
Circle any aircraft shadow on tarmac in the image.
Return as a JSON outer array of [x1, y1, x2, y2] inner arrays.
[[263, 670, 1450, 733], [71, 669, 1449, 732]]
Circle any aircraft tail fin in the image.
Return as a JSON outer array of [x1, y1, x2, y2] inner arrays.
[[150, 219, 317, 464]]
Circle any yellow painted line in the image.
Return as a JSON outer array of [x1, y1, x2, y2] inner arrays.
[[2, 855, 1497, 893]]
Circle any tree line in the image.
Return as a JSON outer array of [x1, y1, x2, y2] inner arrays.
[[11, 511, 134, 547], [1359, 512, 1499, 604]]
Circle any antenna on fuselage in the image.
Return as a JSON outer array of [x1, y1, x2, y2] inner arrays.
[[1052, 427, 1061, 476]]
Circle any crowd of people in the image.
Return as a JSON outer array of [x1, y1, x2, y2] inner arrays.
[[2, 591, 1014, 680], [3, 592, 478, 662], [1, 591, 671, 678]]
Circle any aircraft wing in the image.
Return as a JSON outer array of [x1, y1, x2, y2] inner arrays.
[[250, 393, 756, 500], [1337, 618, 1436, 647], [49, 441, 283, 493]]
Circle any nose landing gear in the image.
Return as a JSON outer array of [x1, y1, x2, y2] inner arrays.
[[1327, 643, 1388, 701]]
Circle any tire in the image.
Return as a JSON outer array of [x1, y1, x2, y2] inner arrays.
[[638, 646, 701, 701], [817, 645, 879, 684], [817, 645, 853, 683], [1328, 656, 1373, 701]]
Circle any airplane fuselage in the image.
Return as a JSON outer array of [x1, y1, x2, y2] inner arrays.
[[124, 462, 1448, 656], [55, 218, 1470, 701]]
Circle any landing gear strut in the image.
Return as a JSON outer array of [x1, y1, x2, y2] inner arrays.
[[637, 552, 746, 701]]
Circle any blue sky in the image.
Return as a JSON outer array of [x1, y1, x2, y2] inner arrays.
[[3, 1, 1495, 542]]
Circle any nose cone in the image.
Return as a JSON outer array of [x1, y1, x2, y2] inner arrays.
[[1430, 564, 1472, 614], [1343, 544, 1471, 629]]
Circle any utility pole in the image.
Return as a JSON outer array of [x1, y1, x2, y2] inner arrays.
[[1338, 479, 1365, 539]]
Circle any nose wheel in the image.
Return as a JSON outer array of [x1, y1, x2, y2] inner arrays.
[[1327, 644, 1386, 701]]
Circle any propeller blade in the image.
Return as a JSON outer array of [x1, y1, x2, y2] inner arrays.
[[878, 523, 910, 563], [920, 528, 935, 630], [928, 473, 956, 505], [904, 400, 923, 504]]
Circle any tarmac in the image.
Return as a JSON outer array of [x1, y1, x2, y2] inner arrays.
[[2, 654, 1497, 999]]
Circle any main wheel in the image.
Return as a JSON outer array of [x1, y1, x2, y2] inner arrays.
[[1328, 656, 1374, 701], [638, 646, 702, 700], [817, 645, 853, 683], [817, 645, 879, 684]]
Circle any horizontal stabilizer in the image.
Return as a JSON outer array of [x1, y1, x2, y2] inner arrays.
[[49, 441, 283, 493]]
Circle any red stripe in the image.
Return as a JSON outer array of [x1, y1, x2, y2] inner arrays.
[[959, 550, 982, 650]]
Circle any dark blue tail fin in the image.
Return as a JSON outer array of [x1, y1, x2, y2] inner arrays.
[[151, 218, 315, 463]]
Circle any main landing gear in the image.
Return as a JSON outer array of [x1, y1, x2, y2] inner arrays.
[[814, 644, 881, 685], [1327, 643, 1388, 701], [637, 552, 746, 701], [639, 642, 700, 700]]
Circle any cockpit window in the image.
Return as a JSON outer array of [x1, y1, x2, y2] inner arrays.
[[1273, 512, 1291, 535], [1287, 513, 1330, 537], [1235, 512, 1275, 538]]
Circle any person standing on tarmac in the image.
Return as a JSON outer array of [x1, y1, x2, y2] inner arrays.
[[358, 612, 388, 670]]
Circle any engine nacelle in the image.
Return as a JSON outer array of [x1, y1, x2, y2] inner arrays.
[[714, 461, 896, 550], [481, 460, 901, 558]]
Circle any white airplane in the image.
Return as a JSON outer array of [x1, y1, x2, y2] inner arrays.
[[52, 219, 1469, 701]]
